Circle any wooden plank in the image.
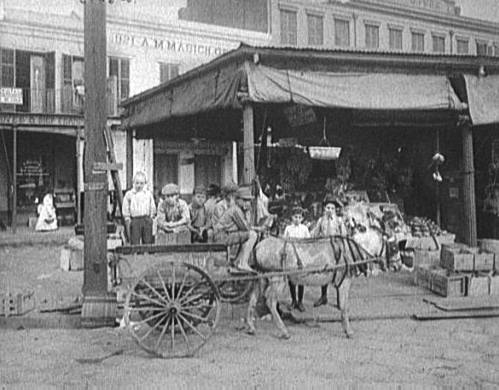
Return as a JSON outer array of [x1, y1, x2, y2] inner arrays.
[[423, 296, 499, 312], [92, 161, 123, 171], [12, 125, 16, 234], [243, 104, 255, 184], [461, 119, 477, 246], [114, 243, 229, 255], [413, 310, 499, 321]]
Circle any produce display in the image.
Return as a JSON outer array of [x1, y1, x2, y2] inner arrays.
[[406, 216, 445, 237]]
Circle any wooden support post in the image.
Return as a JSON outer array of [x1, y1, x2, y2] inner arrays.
[[461, 119, 477, 246], [12, 124, 17, 234], [126, 126, 133, 189], [435, 129, 441, 227], [76, 126, 82, 225], [242, 104, 255, 185], [81, 0, 116, 328]]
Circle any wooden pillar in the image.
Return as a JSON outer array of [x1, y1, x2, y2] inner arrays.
[[125, 126, 133, 189], [76, 126, 82, 225], [242, 104, 255, 185], [12, 124, 17, 234], [81, 0, 116, 328], [461, 119, 477, 246], [435, 129, 441, 227]]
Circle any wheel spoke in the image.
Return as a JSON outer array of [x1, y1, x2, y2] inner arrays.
[[171, 262, 177, 301], [138, 314, 168, 343], [176, 267, 191, 300], [177, 312, 207, 340], [179, 292, 205, 306], [156, 269, 172, 302], [170, 314, 175, 352], [180, 309, 211, 324], [175, 315, 191, 353], [153, 314, 170, 353], [182, 302, 214, 311], [133, 310, 168, 327], [141, 278, 170, 305], [131, 291, 167, 308]]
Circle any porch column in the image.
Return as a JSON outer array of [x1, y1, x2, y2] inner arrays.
[[242, 104, 255, 184], [125, 126, 134, 189], [76, 126, 83, 225], [461, 118, 477, 246], [12, 124, 17, 234]]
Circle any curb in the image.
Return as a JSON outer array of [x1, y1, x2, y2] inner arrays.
[[0, 313, 82, 329]]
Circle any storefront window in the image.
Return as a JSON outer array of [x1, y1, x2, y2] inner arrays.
[[280, 9, 297, 46], [159, 63, 180, 84], [365, 24, 379, 49], [194, 155, 221, 188], [108, 57, 130, 101], [388, 28, 403, 50], [335, 19, 350, 47], [476, 41, 488, 56], [432, 35, 445, 53], [411, 31, 425, 52], [456, 38, 469, 54], [307, 14, 323, 46], [0, 48, 15, 112]]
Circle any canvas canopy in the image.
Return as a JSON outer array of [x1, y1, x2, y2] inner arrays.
[[123, 55, 466, 129], [464, 75, 499, 126]]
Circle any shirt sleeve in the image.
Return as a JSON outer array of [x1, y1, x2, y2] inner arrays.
[[149, 193, 157, 218], [232, 207, 250, 231], [284, 226, 290, 238], [180, 200, 191, 224], [122, 191, 131, 219], [303, 226, 311, 238]]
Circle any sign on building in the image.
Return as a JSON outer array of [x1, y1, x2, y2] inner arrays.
[[0, 88, 23, 105]]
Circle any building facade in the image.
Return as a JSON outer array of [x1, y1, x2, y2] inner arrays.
[[271, 0, 499, 55], [0, 0, 270, 226]]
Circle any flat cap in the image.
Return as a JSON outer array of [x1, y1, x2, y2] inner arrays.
[[193, 184, 206, 194], [161, 183, 179, 196], [221, 182, 239, 196], [237, 186, 254, 200]]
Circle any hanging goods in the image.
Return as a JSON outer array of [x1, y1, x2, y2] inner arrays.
[[308, 116, 341, 160]]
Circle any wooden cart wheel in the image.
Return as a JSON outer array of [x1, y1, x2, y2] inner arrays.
[[217, 278, 254, 303], [124, 261, 221, 358]]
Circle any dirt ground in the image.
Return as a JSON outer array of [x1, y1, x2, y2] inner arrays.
[[1, 245, 499, 388]]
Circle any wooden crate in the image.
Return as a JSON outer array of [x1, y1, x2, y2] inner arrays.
[[479, 239, 499, 272], [413, 249, 440, 267], [473, 252, 495, 272], [1, 291, 35, 317], [468, 275, 490, 297], [414, 264, 434, 290], [430, 268, 468, 297], [490, 276, 499, 296], [440, 244, 475, 272]]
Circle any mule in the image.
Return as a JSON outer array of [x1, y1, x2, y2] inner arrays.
[[246, 235, 373, 340]]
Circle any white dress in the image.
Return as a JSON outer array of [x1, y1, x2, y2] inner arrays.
[[35, 194, 58, 232]]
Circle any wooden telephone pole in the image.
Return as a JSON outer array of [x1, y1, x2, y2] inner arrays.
[[81, 0, 116, 327]]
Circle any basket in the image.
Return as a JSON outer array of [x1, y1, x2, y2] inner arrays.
[[308, 146, 341, 160]]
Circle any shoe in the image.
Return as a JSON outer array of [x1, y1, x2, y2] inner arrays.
[[313, 296, 328, 307], [296, 302, 306, 312]]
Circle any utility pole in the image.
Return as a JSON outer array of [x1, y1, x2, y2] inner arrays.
[[81, 0, 116, 327]]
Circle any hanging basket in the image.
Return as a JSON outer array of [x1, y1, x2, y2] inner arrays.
[[308, 146, 342, 160]]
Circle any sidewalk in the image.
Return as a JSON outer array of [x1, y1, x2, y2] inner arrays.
[[0, 226, 76, 247]]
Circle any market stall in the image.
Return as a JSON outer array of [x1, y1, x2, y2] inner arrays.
[[122, 44, 499, 247]]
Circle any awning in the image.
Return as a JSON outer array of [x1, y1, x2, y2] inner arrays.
[[246, 64, 463, 111], [464, 75, 499, 126]]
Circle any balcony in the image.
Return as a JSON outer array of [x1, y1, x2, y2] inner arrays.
[[0, 83, 119, 117]]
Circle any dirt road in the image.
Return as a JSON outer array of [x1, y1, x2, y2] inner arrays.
[[1, 245, 499, 388]]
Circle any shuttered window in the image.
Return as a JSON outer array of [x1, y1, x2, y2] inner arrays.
[[108, 57, 130, 101], [432, 35, 445, 53], [411, 31, 425, 52], [457, 39, 469, 54], [280, 9, 297, 46], [159, 63, 180, 84], [365, 24, 379, 49], [307, 14, 323, 46], [334, 19, 350, 47], [389, 28, 403, 50]]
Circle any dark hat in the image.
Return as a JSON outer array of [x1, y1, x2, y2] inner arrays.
[[193, 184, 206, 195], [237, 186, 254, 200], [161, 183, 179, 196], [323, 195, 343, 208], [207, 184, 220, 197], [221, 182, 239, 196]]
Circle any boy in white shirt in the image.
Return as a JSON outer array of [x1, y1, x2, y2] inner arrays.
[[284, 207, 310, 312]]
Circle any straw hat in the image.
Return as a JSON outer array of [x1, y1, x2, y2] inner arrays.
[[161, 183, 179, 196], [237, 186, 254, 200]]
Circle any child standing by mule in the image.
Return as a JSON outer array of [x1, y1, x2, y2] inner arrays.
[[284, 207, 310, 312]]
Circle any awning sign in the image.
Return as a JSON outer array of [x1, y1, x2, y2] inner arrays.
[[0, 88, 23, 104]]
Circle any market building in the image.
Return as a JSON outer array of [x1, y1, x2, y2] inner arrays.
[[0, 0, 270, 229]]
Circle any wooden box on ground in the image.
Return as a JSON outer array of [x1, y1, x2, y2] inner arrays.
[[468, 274, 491, 297], [413, 249, 441, 267], [490, 276, 499, 296], [414, 264, 435, 290], [429, 267, 468, 297], [473, 253, 495, 272], [440, 243, 476, 272], [0, 291, 35, 317], [479, 239, 499, 272]]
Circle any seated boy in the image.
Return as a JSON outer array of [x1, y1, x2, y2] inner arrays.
[[189, 185, 208, 243]]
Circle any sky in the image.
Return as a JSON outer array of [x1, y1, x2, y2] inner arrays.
[[456, 0, 499, 22]]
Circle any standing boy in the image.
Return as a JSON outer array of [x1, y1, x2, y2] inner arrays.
[[311, 196, 347, 307], [122, 171, 156, 245], [284, 206, 310, 312], [189, 185, 208, 242]]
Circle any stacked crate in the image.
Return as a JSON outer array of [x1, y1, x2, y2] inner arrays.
[[414, 240, 499, 297]]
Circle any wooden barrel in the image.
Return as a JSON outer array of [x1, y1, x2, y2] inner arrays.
[[81, 293, 117, 328]]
